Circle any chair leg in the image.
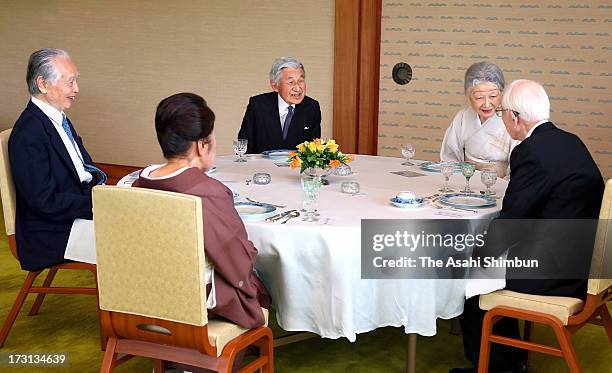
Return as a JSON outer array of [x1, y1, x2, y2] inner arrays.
[[523, 320, 532, 342], [477, 312, 495, 373], [0, 271, 41, 347], [100, 337, 118, 373], [523, 320, 532, 368], [261, 331, 274, 373], [553, 326, 580, 373], [28, 268, 58, 316], [153, 359, 165, 373], [597, 304, 612, 344]]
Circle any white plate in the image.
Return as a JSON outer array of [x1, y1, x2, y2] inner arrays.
[[234, 202, 276, 221], [420, 161, 461, 173], [262, 149, 293, 161], [204, 166, 217, 176], [389, 197, 425, 209], [439, 193, 496, 208]]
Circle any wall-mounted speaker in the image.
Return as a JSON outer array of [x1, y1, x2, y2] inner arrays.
[[392, 62, 412, 85]]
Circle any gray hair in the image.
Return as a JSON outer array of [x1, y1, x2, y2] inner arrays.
[[464, 61, 505, 94], [26, 48, 70, 95], [269, 57, 305, 85], [502, 79, 550, 123]]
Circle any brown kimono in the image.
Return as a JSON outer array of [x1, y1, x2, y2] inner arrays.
[[134, 167, 271, 328]]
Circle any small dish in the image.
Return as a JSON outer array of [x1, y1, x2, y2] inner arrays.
[[390, 197, 425, 209], [253, 172, 271, 185], [341, 181, 360, 194], [334, 163, 354, 176]]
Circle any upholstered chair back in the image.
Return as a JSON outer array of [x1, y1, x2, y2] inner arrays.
[[93, 185, 208, 326], [0, 129, 16, 236]]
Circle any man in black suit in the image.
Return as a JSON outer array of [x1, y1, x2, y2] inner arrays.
[[9, 48, 106, 271], [238, 57, 321, 153], [451, 80, 604, 373]]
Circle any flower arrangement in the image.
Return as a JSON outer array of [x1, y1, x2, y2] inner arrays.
[[288, 138, 353, 173]]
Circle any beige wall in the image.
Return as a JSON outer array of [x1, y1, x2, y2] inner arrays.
[[0, 0, 334, 166], [379, 0, 611, 178]]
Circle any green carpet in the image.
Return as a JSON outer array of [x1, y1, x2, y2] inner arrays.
[[0, 210, 610, 372]]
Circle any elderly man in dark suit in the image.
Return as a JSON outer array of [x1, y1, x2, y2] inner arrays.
[[9, 48, 106, 271], [237, 57, 321, 154], [451, 80, 604, 373]]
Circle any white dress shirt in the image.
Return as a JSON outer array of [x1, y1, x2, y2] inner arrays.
[[277, 94, 295, 131], [525, 119, 549, 139], [30, 97, 93, 183]]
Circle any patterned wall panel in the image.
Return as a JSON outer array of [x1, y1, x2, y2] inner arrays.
[[379, 1, 611, 178]]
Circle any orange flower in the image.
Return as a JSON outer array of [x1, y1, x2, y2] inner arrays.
[[329, 160, 341, 168], [290, 157, 302, 169], [345, 155, 355, 163], [288, 151, 297, 158]]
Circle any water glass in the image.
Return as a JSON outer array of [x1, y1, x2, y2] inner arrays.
[[439, 162, 455, 193], [400, 143, 416, 166], [460, 162, 476, 193], [301, 176, 321, 222], [481, 169, 498, 195], [233, 139, 248, 162]]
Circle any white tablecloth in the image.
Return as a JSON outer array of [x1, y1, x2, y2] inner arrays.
[[209, 155, 507, 341]]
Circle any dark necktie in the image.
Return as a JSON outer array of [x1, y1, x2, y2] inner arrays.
[[62, 114, 107, 185], [282, 106, 294, 141]]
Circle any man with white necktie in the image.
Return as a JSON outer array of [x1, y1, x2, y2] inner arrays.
[[238, 56, 321, 154], [9, 48, 106, 271]]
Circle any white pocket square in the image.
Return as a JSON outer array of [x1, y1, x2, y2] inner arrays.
[[304, 126, 310, 130]]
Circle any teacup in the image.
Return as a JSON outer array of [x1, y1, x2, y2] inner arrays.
[[396, 191, 417, 204]]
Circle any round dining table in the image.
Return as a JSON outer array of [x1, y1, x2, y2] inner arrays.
[[202, 154, 508, 342]]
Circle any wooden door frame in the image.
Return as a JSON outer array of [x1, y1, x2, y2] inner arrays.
[[333, 0, 381, 155]]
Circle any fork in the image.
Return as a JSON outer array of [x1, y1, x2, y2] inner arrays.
[[430, 201, 477, 214], [246, 197, 287, 208]]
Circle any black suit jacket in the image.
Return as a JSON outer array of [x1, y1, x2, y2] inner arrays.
[[9, 101, 94, 271], [237, 92, 321, 153], [480, 122, 604, 298]]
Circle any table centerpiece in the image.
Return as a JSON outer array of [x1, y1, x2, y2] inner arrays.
[[288, 139, 353, 179]]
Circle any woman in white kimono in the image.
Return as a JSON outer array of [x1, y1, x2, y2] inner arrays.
[[440, 62, 519, 178]]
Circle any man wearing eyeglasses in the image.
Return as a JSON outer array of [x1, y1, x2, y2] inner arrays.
[[238, 57, 321, 154], [9, 49, 106, 271], [452, 80, 604, 373]]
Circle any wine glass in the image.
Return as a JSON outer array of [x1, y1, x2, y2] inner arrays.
[[301, 176, 321, 222], [233, 139, 248, 162], [400, 143, 416, 166], [481, 168, 498, 195], [460, 162, 476, 193], [439, 162, 456, 193]]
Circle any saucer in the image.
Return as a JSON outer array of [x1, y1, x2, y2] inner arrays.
[[389, 197, 425, 209]]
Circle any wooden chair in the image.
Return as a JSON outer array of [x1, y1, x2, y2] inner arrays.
[[0, 128, 98, 348], [92, 185, 273, 372], [477, 179, 612, 373]]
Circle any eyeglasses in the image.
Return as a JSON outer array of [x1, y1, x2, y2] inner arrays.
[[282, 79, 306, 88], [495, 107, 519, 117]]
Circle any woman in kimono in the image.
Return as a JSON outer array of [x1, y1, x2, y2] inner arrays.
[[133, 93, 270, 329], [440, 61, 519, 178]]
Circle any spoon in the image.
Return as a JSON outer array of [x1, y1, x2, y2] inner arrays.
[[280, 211, 300, 224]]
